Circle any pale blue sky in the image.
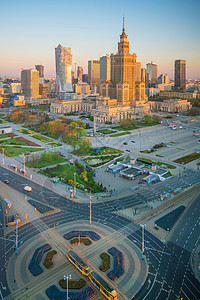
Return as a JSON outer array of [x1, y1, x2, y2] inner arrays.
[[1, 0, 200, 78]]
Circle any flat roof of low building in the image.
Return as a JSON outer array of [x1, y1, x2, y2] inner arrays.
[[121, 167, 142, 176]]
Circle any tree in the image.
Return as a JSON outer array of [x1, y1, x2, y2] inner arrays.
[[63, 121, 86, 150], [78, 137, 92, 154], [152, 114, 161, 123], [141, 114, 152, 124]]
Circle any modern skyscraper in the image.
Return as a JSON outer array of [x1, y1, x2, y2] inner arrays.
[[77, 66, 83, 81], [55, 44, 72, 93], [136, 62, 141, 82], [157, 74, 169, 84], [88, 60, 100, 87], [175, 59, 186, 91], [146, 62, 157, 82], [141, 68, 147, 83], [100, 54, 111, 83], [35, 65, 44, 84], [21, 69, 39, 101]]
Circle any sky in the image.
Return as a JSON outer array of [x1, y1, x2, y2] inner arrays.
[[1, 0, 200, 79]]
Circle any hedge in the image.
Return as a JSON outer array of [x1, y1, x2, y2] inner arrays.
[[64, 231, 101, 241], [29, 244, 51, 276], [99, 253, 110, 272], [43, 250, 57, 269], [70, 238, 92, 246], [59, 278, 86, 289], [107, 247, 124, 281], [46, 285, 95, 300]]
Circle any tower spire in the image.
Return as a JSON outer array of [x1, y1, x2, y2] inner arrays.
[[123, 14, 125, 33]]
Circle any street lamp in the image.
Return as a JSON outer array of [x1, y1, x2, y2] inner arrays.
[[140, 224, 146, 260], [63, 274, 71, 299]]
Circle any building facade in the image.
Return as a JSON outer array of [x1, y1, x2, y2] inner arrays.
[[50, 99, 95, 114], [160, 91, 196, 100], [77, 66, 83, 81], [35, 64, 44, 84], [136, 62, 141, 82], [74, 82, 90, 94], [88, 60, 100, 87], [21, 69, 39, 101], [149, 99, 192, 113], [100, 54, 111, 83], [55, 44, 72, 93], [175, 59, 186, 91]]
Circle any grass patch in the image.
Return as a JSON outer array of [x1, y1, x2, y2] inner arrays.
[[30, 134, 52, 143], [43, 250, 57, 269], [174, 153, 200, 164], [156, 154, 164, 157], [39, 162, 104, 193], [162, 171, 172, 178], [176, 148, 185, 150], [110, 131, 131, 137], [84, 155, 119, 167], [0, 120, 5, 124], [70, 237, 92, 246], [0, 114, 5, 118], [0, 137, 40, 147], [18, 129, 33, 134], [138, 157, 176, 169], [155, 206, 185, 231], [59, 278, 86, 289], [74, 146, 122, 156], [0, 146, 44, 157], [0, 133, 16, 139], [99, 253, 110, 272], [98, 129, 116, 134], [48, 142, 62, 147], [26, 156, 67, 168]]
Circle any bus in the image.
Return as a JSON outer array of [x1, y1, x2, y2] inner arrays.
[[67, 250, 90, 276], [88, 271, 117, 300]]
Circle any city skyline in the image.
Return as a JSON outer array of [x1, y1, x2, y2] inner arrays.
[[1, 0, 200, 79]]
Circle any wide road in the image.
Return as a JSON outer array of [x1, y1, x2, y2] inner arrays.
[[0, 165, 200, 300]]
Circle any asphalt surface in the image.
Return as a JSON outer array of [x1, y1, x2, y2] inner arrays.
[[0, 165, 200, 300]]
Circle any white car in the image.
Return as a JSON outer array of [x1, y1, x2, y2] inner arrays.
[[24, 186, 32, 192]]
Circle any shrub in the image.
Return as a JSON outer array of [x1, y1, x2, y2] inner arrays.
[[46, 285, 95, 300], [59, 278, 86, 289], [70, 237, 92, 246], [43, 250, 57, 269], [64, 231, 101, 241], [29, 244, 51, 276], [99, 253, 110, 272], [107, 247, 124, 281]]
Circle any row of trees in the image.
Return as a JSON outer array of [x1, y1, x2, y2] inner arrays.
[[9, 110, 50, 126], [119, 114, 161, 129]]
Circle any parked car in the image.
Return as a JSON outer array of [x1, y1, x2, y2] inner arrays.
[[123, 142, 128, 145], [131, 141, 135, 143], [4, 180, 10, 184]]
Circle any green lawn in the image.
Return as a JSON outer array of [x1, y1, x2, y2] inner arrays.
[[30, 134, 52, 143], [173, 153, 200, 164], [0, 114, 5, 118], [26, 156, 67, 168], [110, 131, 131, 137], [74, 146, 122, 156], [0, 146, 44, 157], [0, 133, 16, 139], [0, 120, 5, 124], [18, 129, 33, 134], [98, 129, 116, 134], [138, 157, 176, 169], [39, 163, 103, 193], [48, 142, 62, 147], [162, 171, 172, 178]]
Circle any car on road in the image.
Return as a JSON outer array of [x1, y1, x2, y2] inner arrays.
[[24, 186, 32, 192], [131, 141, 135, 143], [4, 180, 10, 184], [126, 149, 130, 152], [123, 142, 128, 145]]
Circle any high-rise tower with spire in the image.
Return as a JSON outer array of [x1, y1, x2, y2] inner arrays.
[[100, 16, 149, 111]]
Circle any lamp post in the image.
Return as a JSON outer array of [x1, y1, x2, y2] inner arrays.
[[90, 194, 92, 225], [15, 219, 20, 255], [2, 148, 4, 164], [63, 274, 71, 299], [73, 173, 76, 199]]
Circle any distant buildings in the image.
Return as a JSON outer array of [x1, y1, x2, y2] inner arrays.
[[175, 59, 186, 91], [157, 74, 170, 91], [82, 74, 88, 83], [146, 62, 157, 87], [77, 66, 83, 81], [100, 54, 111, 83], [136, 62, 141, 82], [35, 65, 44, 84], [50, 98, 95, 114], [74, 82, 90, 94], [88, 60, 100, 87], [10, 82, 21, 94], [55, 44, 72, 94], [160, 90, 196, 100], [21, 69, 39, 101]]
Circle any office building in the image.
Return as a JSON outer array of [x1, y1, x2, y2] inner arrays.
[[136, 62, 141, 82], [74, 82, 90, 94], [100, 54, 111, 83], [88, 60, 100, 87], [82, 74, 88, 83], [146, 62, 157, 87], [21, 69, 39, 101], [35, 65, 44, 84], [77, 66, 83, 81], [55, 44, 72, 93], [10, 83, 21, 94], [175, 59, 186, 91]]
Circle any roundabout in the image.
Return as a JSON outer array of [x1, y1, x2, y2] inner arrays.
[[7, 221, 148, 300]]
